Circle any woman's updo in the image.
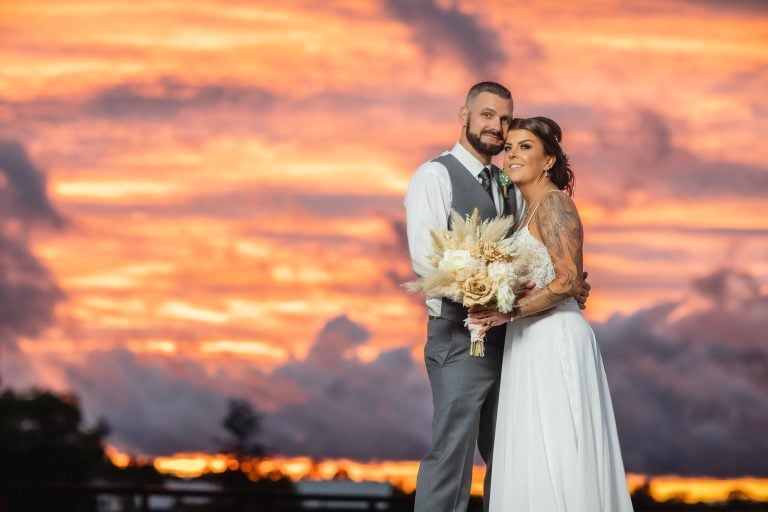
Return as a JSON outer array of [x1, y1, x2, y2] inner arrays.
[[508, 116, 574, 196]]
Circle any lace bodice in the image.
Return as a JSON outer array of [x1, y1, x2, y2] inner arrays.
[[509, 225, 555, 290]]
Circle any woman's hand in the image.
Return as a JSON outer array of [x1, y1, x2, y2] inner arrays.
[[574, 271, 591, 310], [468, 306, 511, 336]]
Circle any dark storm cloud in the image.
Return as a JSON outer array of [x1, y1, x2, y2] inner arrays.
[[295, 89, 455, 120], [389, 218, 409, 261], [634, 109, 672, 160], [0, 140, 63, 346], [0, 234, 63, 342], [532, 105, 768, 203], [682, 0, 768, 13], [619, 137, 768, 200], [267, 316, 432, 459], [0, 81, 274, 128], [0, 139, 63, 226], [692, 269, 762, 308], [56, 316, 432, 459], [62, 349, 232, 454], [713, 66, 768, 95], [85, 79, 274, 120], [60, 187, 404, 222], [590, 225, 768, 237], [598, 268, 768, 476], [59, 345, 310, 455], [1, 81, 452, 128], [382, 0, 511, 77]]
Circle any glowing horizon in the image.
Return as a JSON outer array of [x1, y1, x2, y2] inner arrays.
[[111, 449, 768, 504]]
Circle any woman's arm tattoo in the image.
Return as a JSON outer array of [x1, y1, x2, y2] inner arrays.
[[516, 192, 584, 318]]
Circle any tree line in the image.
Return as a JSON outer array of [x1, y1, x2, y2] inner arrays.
[[0, 388, 292, 511]]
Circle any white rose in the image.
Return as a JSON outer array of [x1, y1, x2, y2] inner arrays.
[[487, 261, 516, 285], [488, 262, 518, 313], [438, 249, 473, 273]]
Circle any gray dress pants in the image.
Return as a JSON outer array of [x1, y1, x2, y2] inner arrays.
[[414, 317, 505, 512]]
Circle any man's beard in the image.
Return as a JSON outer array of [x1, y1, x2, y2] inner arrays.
[[466, 119, 504, 156]]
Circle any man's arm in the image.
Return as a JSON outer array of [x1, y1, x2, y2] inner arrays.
[[404, 162, 452, 276]]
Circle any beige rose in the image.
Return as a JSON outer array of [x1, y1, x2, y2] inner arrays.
[[482, 244, 506, 262], [461, 273, 497, 308], [470, 241, 506, 262]]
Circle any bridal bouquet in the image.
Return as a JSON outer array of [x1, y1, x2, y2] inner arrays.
[[405, 209, 533, 357]]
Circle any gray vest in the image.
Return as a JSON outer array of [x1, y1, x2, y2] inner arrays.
[[432, 154, 517, 324]]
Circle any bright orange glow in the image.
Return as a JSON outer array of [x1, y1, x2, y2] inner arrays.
[[199, 340, 287, 359], [54, 180, 182, 200], [153, 453, 230, 478], [128, 339, 178, 354], [647, 475, 768, 504], [105, 446, 131, 469], [132, 451, 768, 503]]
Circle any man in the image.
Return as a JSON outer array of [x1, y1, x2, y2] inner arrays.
[[405, 82, 589, 512]]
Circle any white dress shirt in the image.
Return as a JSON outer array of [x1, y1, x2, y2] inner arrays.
[[404, 142, 524, 316]]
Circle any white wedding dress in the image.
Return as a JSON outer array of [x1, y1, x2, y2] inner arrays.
[[489, 224, 634, 512]]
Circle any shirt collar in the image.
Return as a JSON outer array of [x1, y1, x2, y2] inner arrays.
[[450, 141, 491, 178]]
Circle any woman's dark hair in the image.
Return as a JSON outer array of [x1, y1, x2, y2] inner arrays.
[[508, 116, 574, 195]]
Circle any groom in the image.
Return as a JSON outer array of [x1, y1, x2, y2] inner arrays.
[[405, 81, 519, 512], [405, 82, 589, 511]]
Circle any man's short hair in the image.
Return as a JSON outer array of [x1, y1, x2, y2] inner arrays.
[[465, 81, 512, 106]]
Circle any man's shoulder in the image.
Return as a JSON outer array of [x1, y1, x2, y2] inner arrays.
[[428, 151, 455, 164], [412, 151, 452, 178]]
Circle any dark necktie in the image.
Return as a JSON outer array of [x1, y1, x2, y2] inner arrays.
[[479, 167, 494, 201]]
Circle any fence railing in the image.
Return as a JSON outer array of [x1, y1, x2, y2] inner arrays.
[[1, 481, 411, 512], [1, 481, 767, 512]]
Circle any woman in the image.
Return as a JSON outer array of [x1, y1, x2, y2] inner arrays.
[[470, 117, 634, 511]]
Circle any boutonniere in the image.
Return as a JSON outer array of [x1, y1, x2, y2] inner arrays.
[[497, 169, 512, 198]]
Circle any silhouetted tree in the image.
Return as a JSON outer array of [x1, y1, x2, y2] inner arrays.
[[727, 488, 752, 504], [219, 397, 265, 464], [103, 454, 164, 485], [630, 478, 657, 507], [208, 398, 299, 511], [0, 388, 111, 511], [332, 468, 350, 480]]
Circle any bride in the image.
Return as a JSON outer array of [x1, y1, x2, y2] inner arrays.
[[469, 117, 634, 511]]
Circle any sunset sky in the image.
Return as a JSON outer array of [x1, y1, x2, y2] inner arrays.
[[1, 0, 767, 481]]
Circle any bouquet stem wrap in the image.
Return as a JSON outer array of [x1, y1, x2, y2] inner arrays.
[[464, 317, 486, 357]]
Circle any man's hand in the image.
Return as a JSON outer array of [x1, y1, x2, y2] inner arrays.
[[515, 280, 536, 301], [574, 271, 591, 310]]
